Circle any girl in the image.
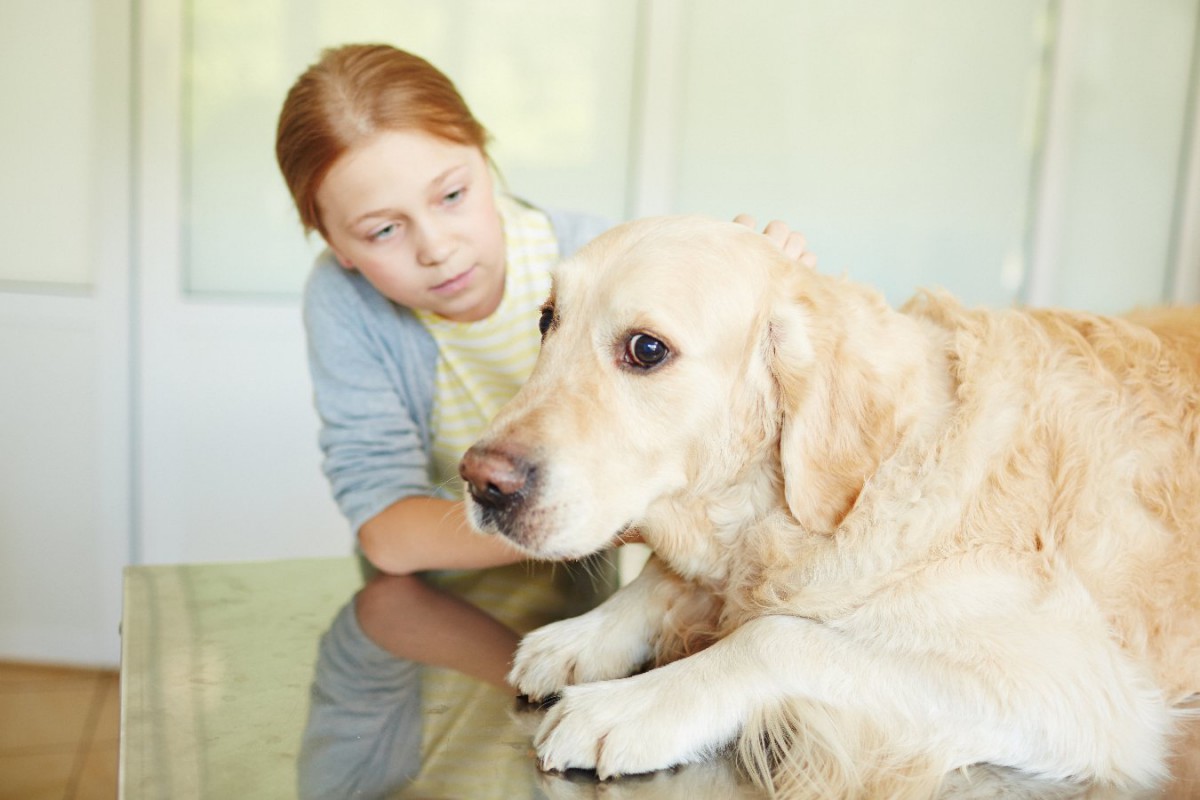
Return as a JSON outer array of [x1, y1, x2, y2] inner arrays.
[[276, 43, 812, 799]]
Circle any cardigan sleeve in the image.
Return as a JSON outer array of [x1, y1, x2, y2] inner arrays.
[[303, 255, 437, 535]]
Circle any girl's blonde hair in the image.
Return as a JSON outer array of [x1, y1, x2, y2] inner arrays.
[[275, 44, 490, 236]]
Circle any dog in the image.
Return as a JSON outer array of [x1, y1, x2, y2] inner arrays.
[[459, 216, 1200, 798]]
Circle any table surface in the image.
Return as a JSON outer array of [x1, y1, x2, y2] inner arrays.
[[118, 557, 766, 800], [119, 557, 1198, 800]]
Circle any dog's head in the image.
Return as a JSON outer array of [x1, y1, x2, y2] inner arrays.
[[460, 216, 919, 561]]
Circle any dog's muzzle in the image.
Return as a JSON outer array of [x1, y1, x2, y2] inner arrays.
[[459, 445, 536, 533]]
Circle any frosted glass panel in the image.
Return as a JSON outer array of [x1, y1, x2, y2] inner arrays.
[[1050, 0, 1198, 313], [0, 0, 96, 288], [674, 0, 1049, 308], [184, 0, 638, 296]]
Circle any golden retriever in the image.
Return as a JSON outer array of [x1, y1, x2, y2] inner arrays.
[[459, 216, 1200, 798]]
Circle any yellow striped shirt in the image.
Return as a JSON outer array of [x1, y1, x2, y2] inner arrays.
[[415, 195, 558, 497]]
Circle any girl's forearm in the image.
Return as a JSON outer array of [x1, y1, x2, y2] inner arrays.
[[358, 495, 528, 575]]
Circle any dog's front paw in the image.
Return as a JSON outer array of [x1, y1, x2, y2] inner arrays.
[[509, 611, 651, 702], [534, 669, 738, 779]]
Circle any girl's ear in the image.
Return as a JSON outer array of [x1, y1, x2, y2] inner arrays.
[[331, 248, 355, 270]]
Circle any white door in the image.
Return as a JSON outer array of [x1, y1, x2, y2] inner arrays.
[[0, 0, 133, 666], [134, 1, 351, 566]]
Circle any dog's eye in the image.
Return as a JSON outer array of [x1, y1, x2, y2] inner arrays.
[[538, 305, 555, 337], [626, 334, 669, 368]]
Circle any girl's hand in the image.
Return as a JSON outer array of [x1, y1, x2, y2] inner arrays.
[[733, 214, 818, 268]]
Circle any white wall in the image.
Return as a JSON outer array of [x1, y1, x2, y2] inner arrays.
[[1, 0, 1198, 667]]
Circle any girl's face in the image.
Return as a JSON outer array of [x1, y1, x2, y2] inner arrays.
[[316, 130, 506, 322]]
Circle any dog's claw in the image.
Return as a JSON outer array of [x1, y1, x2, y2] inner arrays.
[[516, 693, 560, 711]]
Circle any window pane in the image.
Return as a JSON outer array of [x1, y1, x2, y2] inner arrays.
[[1049, 0, 1198, 313], [674, 0, 1049, 308]]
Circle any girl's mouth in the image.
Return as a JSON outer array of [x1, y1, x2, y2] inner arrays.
[[431, 265, 476, 295]]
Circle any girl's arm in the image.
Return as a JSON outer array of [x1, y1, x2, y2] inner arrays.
[[358, 495, 527, 575], [359, 495, 643, 574]]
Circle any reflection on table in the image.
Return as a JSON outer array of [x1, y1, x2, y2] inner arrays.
[[120, 558, 1199, 799]]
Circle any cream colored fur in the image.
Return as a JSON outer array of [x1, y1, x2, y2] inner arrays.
[[461, 216, 1200, 798]]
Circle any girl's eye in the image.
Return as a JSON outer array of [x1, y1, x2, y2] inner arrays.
[[625, 334, 669, 369], [444, 187, 465, 205], [369, 223, 400, 242], [538, 305, 555, 337]]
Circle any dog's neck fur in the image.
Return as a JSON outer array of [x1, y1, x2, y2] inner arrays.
[[642, 438, 783, 587]]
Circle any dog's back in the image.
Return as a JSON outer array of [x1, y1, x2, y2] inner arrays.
[[908, 295, 1200, 704], [1107, 305, 1200, 703]]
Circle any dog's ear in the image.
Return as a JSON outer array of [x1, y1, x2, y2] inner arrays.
[[768, 278, 903, 534]]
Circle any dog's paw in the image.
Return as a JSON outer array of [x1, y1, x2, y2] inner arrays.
[[509, 612, 651, 702], [533, 669, 738, 779]]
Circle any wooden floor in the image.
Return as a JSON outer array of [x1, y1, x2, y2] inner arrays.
[[0, 662, 118, 800]]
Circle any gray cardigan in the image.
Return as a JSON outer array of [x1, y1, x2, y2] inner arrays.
[[302, 206, 612, 534]]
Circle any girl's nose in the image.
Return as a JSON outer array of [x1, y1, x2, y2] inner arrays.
[[415, 220, 454, 266]]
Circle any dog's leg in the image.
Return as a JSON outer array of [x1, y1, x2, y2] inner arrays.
[[535, 614, 892, 779], [534, 613, 1169, 790], [509, 556, 718, 701]]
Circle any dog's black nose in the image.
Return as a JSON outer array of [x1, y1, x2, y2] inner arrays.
[[459, 446, 532, 511]]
